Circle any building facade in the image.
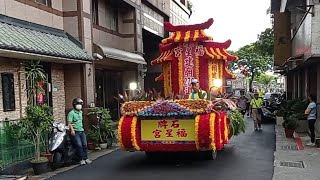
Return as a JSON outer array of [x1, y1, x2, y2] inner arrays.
[[271, 0, 320, 100], [0, 0, 191, 124], [271, 0, 320, 138]]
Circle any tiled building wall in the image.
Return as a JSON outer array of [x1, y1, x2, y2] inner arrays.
[[311, 4, 320, 55], [51, 63, 66, 122], [0, 0, 64, 30], [0, 59, 27, 121]]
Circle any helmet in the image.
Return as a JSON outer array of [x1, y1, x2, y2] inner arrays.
[[191, 79, 199, 85], [72, 98, 83, 108]]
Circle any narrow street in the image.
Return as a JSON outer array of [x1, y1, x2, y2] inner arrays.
[[49, 118, 275, 180]]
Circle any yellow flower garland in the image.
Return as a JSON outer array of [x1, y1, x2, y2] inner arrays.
[[195, 115, 200, 150], [175, 31, 181, 43], [209, 113, 216, 150], [224, 115, 229, 142], [208, 60, 213, 89], [131, 116, 140, 151], [195, 52, 200, 81], [184, 31, 191, 42], [118, 116, 125, 150], [193, 30, 199, 41]]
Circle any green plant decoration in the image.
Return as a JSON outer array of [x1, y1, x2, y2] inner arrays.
[[229, 109, 246, 136], [24, 61, 46, 106]]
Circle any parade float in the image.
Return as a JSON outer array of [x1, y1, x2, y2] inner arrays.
[[118, 18, 245, 159]]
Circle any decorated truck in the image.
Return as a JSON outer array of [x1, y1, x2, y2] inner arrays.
[[118, 18, 245, 159]]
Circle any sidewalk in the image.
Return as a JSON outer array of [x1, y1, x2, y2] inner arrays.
[[273, 125, 320, 180], [0, 146, 119, 180]]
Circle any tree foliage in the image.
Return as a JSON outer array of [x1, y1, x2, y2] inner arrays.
[[231, 28, 274, 89], [255, 73, 276, 87]]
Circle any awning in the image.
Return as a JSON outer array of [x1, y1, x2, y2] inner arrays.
[[0, 15, 92, 63], [282, 54, 304, 66], [94, 44, 146, 64]]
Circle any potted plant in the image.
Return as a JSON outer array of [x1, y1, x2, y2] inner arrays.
[[282, 114, 299, 138], [275, 107, 285, 126], [18, 105, 54, 175], [87, 129, 100, 150], [88, 108, 114, 149]]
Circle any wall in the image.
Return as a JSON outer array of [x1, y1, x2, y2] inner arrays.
[[291, 9, 312, 58], [311, 4, 320, 55], [0, 0, 63, 30], [64, 64, 82, 111], [51, 63, 66, 122], [92, 0, 135, 52], [141, 3, 165, 37], [170, 0, 189, 25], [93, 28, 135, 52], [273, 12, 291, 66], [0, 59, 27, 121]]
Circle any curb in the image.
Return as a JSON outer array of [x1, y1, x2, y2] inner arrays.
[[23, 147, 119, 180]]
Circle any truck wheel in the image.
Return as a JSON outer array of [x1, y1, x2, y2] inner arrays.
[[205, 150, 217, 160]]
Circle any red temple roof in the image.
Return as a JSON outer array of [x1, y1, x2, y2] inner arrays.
[[151, 50, 174, 65]]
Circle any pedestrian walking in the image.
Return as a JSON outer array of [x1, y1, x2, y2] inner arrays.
[[250, 93, 263, 132], [245, 89, 254, 117], [237, 95, 247, 116], [304, 94, 317, 146], [67, 98, 92, 165]]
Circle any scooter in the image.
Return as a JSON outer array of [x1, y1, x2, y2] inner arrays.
[[48, 122, 80, 170]]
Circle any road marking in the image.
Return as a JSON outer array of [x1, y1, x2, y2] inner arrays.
[[294, 132, 304, 150]]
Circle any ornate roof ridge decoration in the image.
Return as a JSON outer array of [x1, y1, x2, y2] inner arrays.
[[164, 18, 214, 32], [151, 50, 174, 65]]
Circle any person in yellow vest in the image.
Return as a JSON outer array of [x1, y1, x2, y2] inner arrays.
[[258, 89, 265, 99], [188, 79, 207, 100], [250, 93, 263, 132]]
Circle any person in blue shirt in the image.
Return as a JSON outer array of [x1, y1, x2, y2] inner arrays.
[[304, 94, 317, 146]]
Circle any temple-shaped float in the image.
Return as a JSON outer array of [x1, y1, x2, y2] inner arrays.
[[118, 19, 239, 159]]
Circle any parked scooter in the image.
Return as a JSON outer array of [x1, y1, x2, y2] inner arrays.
[[261, 107, 276, 124], [48, 122, 80, 170]]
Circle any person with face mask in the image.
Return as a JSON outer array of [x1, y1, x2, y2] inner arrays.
[[67, 98, 92, 165]]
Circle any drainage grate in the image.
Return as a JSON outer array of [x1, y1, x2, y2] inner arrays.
[[280, 161, 305, 168], [280, 145, 298, 150]]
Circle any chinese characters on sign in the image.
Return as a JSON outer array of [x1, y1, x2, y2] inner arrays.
[[173, 43, 205, 96], [183, 43, 195, 96], [152, 120, 188, 139]]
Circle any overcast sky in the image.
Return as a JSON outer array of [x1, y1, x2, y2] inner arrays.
[[189, 0, 272, 51]]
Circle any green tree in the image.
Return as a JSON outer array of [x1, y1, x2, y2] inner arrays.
[[235, 44, 272, 89], [231, 28, 274, 89], [255, 28, 274, 57], [255, 73, 276, 87]]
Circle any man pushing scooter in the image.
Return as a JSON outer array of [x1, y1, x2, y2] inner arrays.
[[67, 98, 92, 165]]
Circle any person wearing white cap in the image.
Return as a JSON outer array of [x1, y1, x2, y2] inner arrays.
[[188, 79, 207, 100]]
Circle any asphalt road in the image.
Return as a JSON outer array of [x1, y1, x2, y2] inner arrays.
[[49, 118, 275, 180]]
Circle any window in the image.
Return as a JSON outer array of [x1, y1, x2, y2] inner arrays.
[[1, 73, 15, 112], [35, 0, 51, 6], [105, 0, 118, 31], [92, 0, 99, 25]]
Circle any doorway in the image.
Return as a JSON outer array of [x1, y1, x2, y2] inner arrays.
[[95, 69, 123, 120]]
